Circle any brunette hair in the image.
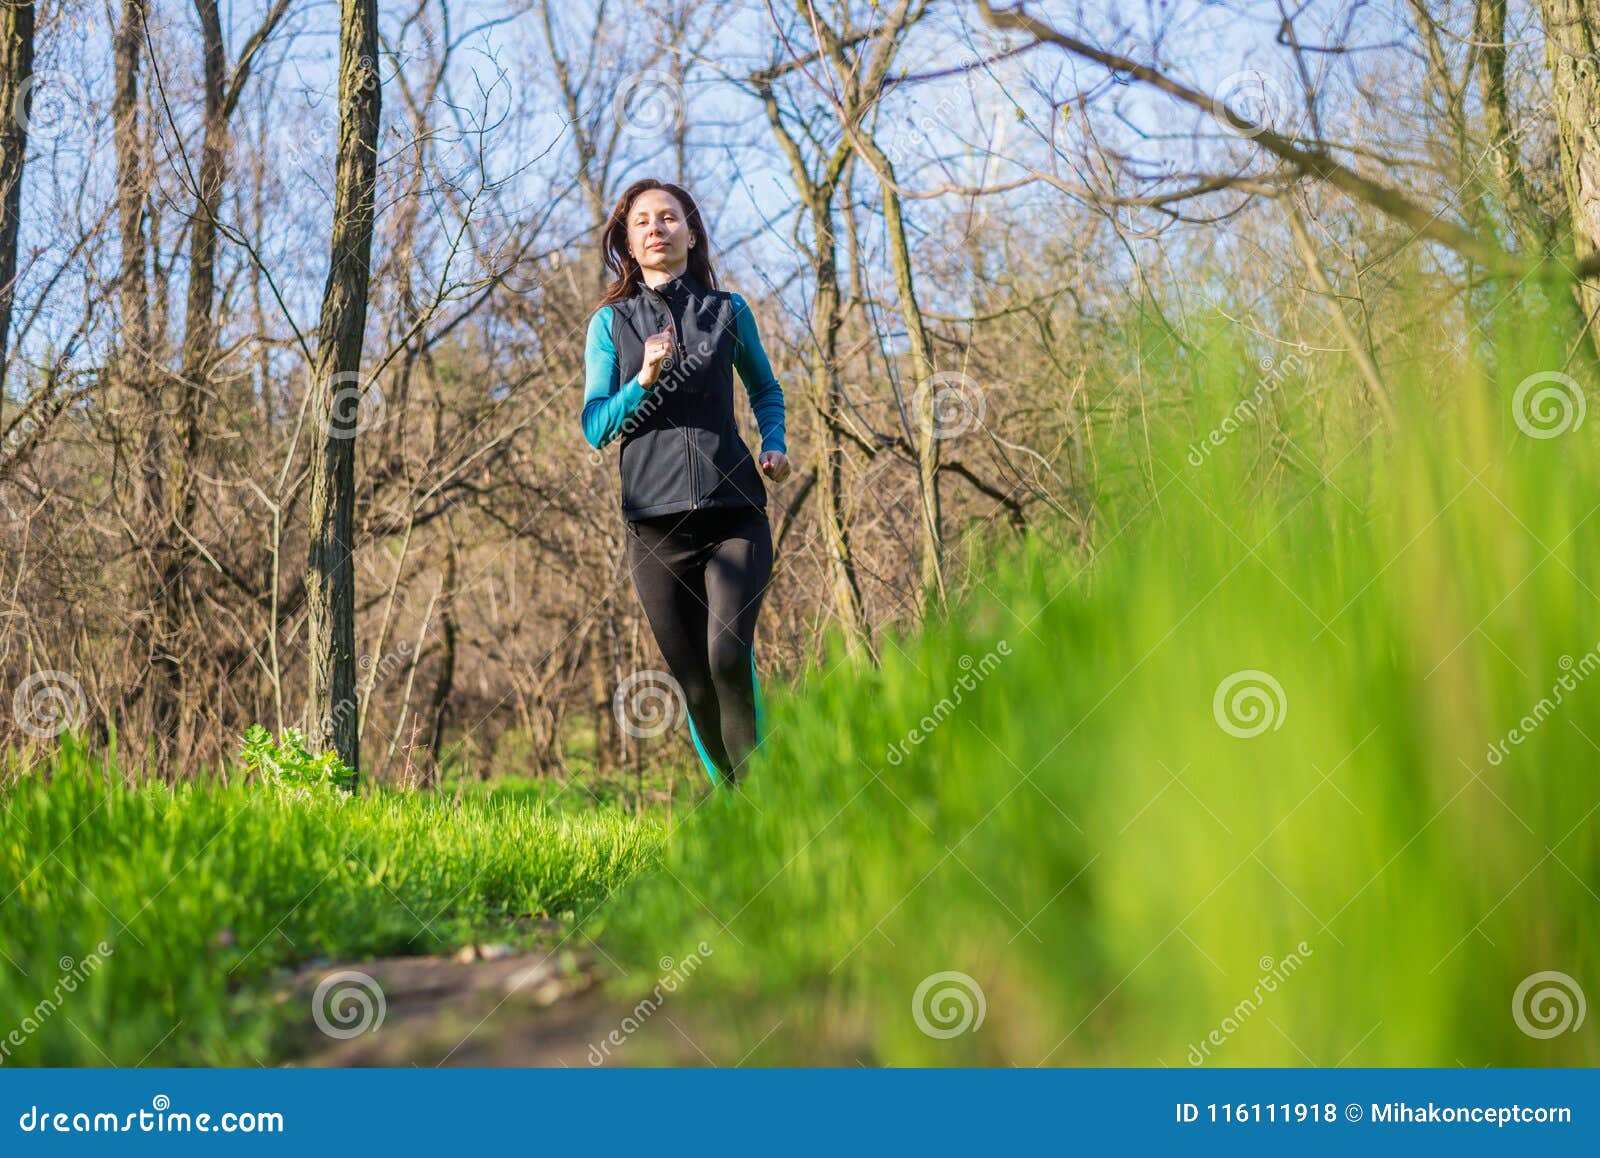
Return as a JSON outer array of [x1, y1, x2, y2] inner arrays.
[[597, 179, 719, 306]]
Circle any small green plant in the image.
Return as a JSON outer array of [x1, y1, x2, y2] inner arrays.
[[238, 724, 357, 793]]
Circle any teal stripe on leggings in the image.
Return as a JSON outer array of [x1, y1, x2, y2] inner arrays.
[[682, 649, 766, 787]]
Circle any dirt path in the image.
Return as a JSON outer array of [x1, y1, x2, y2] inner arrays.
[[275, 922, 710, 1067]]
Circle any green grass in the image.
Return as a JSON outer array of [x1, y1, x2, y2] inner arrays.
[[0, 739, 663, 1065], [593, 312, 1600, 1065], [6, 301, 1598, 1068]]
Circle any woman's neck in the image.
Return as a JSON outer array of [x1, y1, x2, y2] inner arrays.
[[640, 261, 688, 288]]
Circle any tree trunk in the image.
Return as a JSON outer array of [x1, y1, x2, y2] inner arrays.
[[306, 0, 381, 777], [1539, 0, 1600, 360], [757, 77, 875, 661], [152, 0, 227, 764], [794, 0, 943, 615], [110, 0, 180, 769], [426, 548, 458, 783], [803, 187, 874, 658], [1285, 201, 1397, 422], [0, 0, 32, 415], [854, 137, 947, 614]]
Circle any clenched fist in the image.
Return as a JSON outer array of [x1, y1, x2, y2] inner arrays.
[[759, 450, 791, 483], [638, 328, 675, 388]]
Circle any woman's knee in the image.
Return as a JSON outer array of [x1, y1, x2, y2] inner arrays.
[[707, 634, 750, 684]]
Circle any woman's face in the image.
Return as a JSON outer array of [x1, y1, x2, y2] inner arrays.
[[628, 188, 694, 275]]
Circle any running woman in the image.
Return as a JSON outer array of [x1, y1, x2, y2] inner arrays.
[[580, 179, 792, 787]]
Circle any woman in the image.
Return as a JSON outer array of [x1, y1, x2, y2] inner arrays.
[[581, 179, 792, 788]]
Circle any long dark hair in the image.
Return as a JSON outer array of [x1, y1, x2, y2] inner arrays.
[[598, 179, 719, 306]]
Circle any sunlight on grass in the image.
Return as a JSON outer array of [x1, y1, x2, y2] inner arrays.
[[594, 308, 1600, 1065], [0, 740, 662, 1065]]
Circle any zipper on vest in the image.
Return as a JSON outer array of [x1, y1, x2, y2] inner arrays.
[[683, 424, 699, 509]]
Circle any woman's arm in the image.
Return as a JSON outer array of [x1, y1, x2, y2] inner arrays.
[[730, 293, 788, 456], [581, 307, 651, 450]]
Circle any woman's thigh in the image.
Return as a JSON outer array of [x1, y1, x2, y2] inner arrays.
[[625, 516, 712, 678], [703, 505, 773, 648]]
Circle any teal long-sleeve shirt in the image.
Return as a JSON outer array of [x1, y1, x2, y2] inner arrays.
[[581, 292, 788, 455]]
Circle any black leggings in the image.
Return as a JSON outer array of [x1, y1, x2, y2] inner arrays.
[[625, 503, 773, 784]]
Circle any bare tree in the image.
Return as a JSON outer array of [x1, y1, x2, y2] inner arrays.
[[794, 0, 948, 614], [0, 0, 32, 413], [1539, 0, 1600, 358], [749, 34, 887, 657], [306, 0, 382, 776]]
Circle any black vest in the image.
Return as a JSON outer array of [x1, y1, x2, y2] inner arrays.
[[607, 271, 767, 521]]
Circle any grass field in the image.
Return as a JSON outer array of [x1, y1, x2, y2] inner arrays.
[[591, 317, 1600, 1065], [0, 743, 662, 1065], [4, 315, 1598, 1067]]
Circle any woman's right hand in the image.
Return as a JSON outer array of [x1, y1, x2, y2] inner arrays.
[[638, 329, 674, 389]]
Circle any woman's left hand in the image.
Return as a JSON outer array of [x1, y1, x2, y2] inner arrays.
[[758, 450, 791, 483]]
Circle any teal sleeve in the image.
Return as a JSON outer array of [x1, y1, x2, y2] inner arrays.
[[582, 306, 651, 450], [730, 293, 788, 456]]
